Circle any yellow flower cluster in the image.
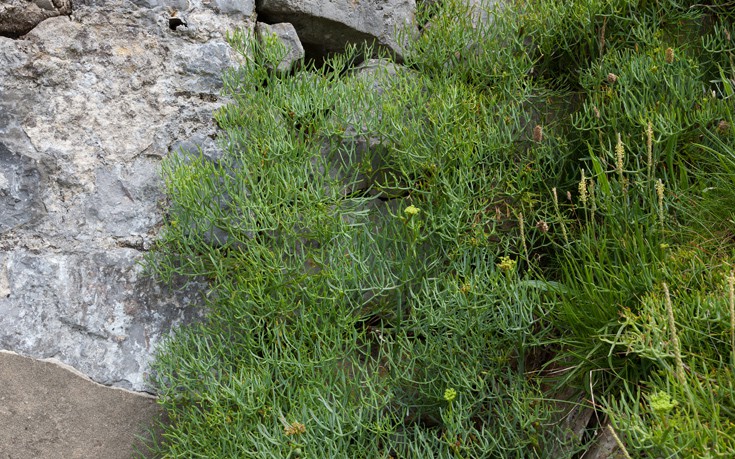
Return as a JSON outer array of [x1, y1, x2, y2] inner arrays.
[[497, 256, 517, 272], [649, 391, 678, 415]]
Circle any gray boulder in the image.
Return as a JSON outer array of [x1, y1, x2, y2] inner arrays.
[[0, 0, 254, 392], [256, 0, 416, 59], [207, 0, 256, 15], [255, 22, 304, 73], [0, 0, 72, 38]]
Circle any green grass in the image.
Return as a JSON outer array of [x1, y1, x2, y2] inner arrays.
[[144, 0, 735, 457]]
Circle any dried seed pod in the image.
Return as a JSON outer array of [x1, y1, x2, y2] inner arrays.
[[665, 47, 674, 64], [533, 125, 543, 143]]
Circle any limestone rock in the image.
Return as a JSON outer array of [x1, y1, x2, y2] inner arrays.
[[0, 144, 45, 234], [0, 0, 254, 391], [256, 0, 417, 60], [350, 57, 403, 94], [585, 424, 629, 459], [0, 249, 207, 389], [0, 0, 72, 38], [207, 0, 256, 15], [129, 0, 190, 9], [255, 22, 304, 73]]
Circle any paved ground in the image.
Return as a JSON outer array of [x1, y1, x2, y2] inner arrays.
[[0, 351, 164, 459]]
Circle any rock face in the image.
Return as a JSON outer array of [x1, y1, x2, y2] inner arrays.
[[0, 0, 73, 38], [255, 21, 304, 73], [0, 145, 45, 234], [0, 0, 255, 391], [257, 0, 416, 60]]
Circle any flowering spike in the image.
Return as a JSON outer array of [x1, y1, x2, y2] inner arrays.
[[665, 47, 674, 64], [615, 133, 625, 179], [578, 169, 588, 207]]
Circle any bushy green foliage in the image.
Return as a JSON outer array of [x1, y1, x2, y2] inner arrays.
[[539, 2, 735, 455], [145, 0, 735, 457]]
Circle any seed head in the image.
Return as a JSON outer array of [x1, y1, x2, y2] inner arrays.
[[656, 179, 665, 200], [533, 125, 543, 143], [607, 73, 618, 84], [615, 133, 625, 178], [663, 283, 685, 384], [665, 47, 674, 64], [578, 169, 588, 207]]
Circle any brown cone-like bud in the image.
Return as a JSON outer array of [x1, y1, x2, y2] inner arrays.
[[665, 47, 674, 64], [533, 125, 543, 143]]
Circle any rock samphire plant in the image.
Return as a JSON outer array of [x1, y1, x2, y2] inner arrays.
[[146, 1, 735, 457]]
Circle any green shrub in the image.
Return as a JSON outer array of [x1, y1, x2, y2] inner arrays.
[[146, 0, 735, 457]]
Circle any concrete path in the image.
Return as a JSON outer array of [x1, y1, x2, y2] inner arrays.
[[0, 351, 164, 459]]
